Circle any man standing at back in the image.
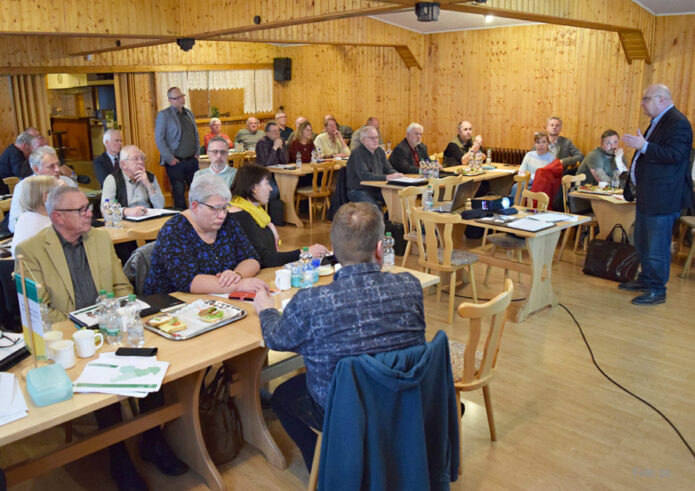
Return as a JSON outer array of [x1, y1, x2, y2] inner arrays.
[[253, 202, 426, 470], [155, 86, 199, 209], [620, 83, 693, 305]]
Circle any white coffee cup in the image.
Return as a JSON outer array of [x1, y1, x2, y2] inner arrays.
[[52, 339, 76, 369], [44, 330, 64, 359], [333, 263, 342, 273], [73, 329, 104, 358], [275, 269, 291, 290]]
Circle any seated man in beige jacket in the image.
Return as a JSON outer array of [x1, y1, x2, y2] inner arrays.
[[14, 185, 188, 491]]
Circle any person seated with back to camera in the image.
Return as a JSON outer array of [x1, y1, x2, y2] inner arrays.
[[143, 174, 268, 295], [10, 175, 61, 257], [229, 164, 329, 268]]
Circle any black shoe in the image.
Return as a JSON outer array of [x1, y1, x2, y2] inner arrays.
[[140, 431, 189, 476], [631, 291, 666, 305], [109, 443, 148, 491], [618, 280, 649, 292], [460, 402, 466, 416]]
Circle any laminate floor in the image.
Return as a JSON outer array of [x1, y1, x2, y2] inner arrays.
[[3, 221, 694, 490]]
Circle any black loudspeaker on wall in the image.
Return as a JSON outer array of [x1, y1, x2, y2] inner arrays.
[[274, 57, 292, 82]]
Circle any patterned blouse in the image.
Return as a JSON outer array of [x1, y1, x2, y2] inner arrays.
[[144, 213, 259, 295]]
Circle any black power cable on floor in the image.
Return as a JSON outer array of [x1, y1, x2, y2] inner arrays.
[[559, 303, 695, 460]]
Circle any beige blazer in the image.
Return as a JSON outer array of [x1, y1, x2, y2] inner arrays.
[[14, 227, 132, 323]]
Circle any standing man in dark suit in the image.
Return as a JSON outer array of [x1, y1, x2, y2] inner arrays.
[[155, 86, 199, 209], [620, 84, 693, 305], [92, 129, 123, 186]]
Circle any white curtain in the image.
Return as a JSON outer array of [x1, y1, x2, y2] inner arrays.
[[155, 70, 273, 113]]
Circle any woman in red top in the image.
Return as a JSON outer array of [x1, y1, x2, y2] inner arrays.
[[289, 121, 316, 163]]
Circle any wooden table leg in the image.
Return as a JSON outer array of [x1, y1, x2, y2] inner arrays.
[[274, 174, 303, 228], [380, 187, 403, 223], [164, 370, 225, 491], [515, 232, 560, 322], [224, 347, 286, 469], [590, 200, 636, 240]]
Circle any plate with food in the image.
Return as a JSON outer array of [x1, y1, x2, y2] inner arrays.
[[456, 167, 485, 176], [145, 299, 247, 340], [318, 265, 333, 276], [578, 184, 623, 195]]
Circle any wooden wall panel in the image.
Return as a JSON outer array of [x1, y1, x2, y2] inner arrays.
[[649, 15, 695, 129], [421, 24, 647, 156], [0, 76, 18, 146]]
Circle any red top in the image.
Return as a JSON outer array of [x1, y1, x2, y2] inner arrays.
[[289, 139, 316, 163]]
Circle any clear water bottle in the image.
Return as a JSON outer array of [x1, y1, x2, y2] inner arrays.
[[486, 148, 492, 165], [125, 294, 145, 347], [431, 160, 439, 178], [316, 145, 322, 160], [296, 152, 302, 166], [387, 141, 392, 153], [424, 185, 434, 211], [290, 261, 302, 288], [96, 289, 109, 336], [299, 247, 313, 288], [419, 161, 426, 178], [104, 292, 121, 346], [112, 200, 123, 229], [310, 149, 318, 163], [382, 232, 395, 271], [103, 198, 113, 229], [611, 169, 620, 189]]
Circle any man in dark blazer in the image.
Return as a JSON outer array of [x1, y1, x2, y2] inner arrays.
[[92, 129, 123, 186], [621, 84, 693, 305], [389, 122, 430, 174]]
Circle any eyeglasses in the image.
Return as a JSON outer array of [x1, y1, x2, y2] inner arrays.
[[208, 150, 229, 155], [199, 202, 231, 214], [641, 96, 658, 103], [0, 332, 20, 348], [124, 155, 146, 162], [169, 95, 185, 100], [55, 203, 93, 216]]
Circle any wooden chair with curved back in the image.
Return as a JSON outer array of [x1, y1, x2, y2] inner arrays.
[[428, 175, 462, 205], [3, 177, 19, 194], [513, 173, 530, 206], [229, 152, 246, 169], [412, 207, 478, 323], [449, 278, 513, 472], [397, 185, 427, 268], [483, 190, 549, 286], [556, 173, 599, 261], [295, 161, 335, 226]]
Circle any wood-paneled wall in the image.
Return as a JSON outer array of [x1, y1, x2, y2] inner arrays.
[[649, 15, 695, 128], [421, 24, 648, 155], [0, 76, 18, 146]]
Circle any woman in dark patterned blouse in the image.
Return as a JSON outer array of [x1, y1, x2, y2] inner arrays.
[[144, 174, 268, 295]]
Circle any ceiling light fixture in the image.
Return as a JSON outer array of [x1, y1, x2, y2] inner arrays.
[[484, 15, 494, 23]]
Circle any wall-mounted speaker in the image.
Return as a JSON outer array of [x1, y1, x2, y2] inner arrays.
[[273, 58, 292, 82]]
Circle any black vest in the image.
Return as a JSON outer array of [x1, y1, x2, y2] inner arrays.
[[111, 168, 155, 207]]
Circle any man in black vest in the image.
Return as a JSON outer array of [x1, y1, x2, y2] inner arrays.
[[100, 145, 165, 217]]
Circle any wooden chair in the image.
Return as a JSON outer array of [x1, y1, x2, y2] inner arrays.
[[512, 173, 530, 206], [229, 152, 246, 169], [483, 190, 549, 286], [430, 152, 444, 162], [449, 279, 513, 472], [556, 173, 599, 261], [295, 161, 335, 226], [679, 216, 695, 278], [3, 177, 19, 194], [398, 186, 426, 268], [428, 175, 461, 205], [128, 228, 161, 248], [412, 208, 478, 323]]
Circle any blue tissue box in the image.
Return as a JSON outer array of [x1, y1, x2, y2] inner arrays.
[[26, 364, 74, 407]]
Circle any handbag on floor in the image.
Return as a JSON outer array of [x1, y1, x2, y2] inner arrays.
[[583, 224, 640, 282], [199, 366, 244, 464]]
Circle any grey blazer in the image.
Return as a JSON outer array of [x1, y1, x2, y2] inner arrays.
[[154, 105, 200, 166], [553, 136, 584, 168]]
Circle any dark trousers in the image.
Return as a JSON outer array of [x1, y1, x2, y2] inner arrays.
[[634, 210, 679, 295], [271, 373, 325, 470], [347, 188, 385, 207], [94, 391, 165, 447], [268, 175, 280, 201], [165, 157, 199, 209]]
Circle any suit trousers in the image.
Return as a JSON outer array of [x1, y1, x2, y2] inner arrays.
[[634, 210, 679, 294], [165, 157, 199, 209]]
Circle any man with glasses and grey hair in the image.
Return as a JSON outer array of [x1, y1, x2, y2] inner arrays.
[[93, 129, 123, 186], [8, 146, 76, 233], [155, 86, 199, 209], [389, 122, 430, 174], [101, 144, 164, 217]]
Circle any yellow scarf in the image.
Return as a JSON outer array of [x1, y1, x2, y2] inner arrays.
[[231, 196, 270, 228]]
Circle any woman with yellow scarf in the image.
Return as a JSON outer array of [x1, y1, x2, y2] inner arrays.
[[229, 164, 329, 268]]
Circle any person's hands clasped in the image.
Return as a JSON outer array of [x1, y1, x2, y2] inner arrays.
[[272, 138, 284, 150], [216, 269, 242, 288], [308, 244, 329, 258]]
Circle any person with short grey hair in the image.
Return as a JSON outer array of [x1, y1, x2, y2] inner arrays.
[[0, 131, 33, 180], [234, 116, 266, 151], [546, 116, 584, 169], [389, 122, 430, 174], [204, 117, 232, 151], [275, 111, 293, 141], [144, 173, 265, 296], [350, 116, 383, 151], [93, 129, 123, 185]]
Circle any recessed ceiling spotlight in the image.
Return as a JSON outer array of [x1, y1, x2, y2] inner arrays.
[[484, 15, 494, 24]]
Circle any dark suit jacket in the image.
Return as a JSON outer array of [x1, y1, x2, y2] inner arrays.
[[93, 152, 117, 186], [624, 106, 693, 215], [388, 138, 429, 174]]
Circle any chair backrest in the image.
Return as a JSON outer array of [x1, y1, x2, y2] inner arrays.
[[412, 208, 460, 269], [2, 177, 19, 194], [430, 152, 444, 162], [310, 161, 335, 196], [456, 279, 513, 387], [561, 173, 586, 213], [398, 186, 426, 237], [230, 153, 246, 169], [428, 175, 462, 204], [123, 241, 156, 295], [128, 226, 162, 248], [520, 189, 549, 211], [513, 173, 531, 206]]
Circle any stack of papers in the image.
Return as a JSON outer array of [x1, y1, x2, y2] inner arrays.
[[124, 208, 178, 222], [73, 353, 169, 398], [0, 373, 28, 426], [530, 212, 577, 222], [506, 217, 555, 232]]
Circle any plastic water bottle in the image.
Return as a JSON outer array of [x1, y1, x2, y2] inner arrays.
[[104, 292, 121, 346], [486, 148, 492, 165], [290, 262, 302, 288], [310, 149, 318, 163], [112, 200, 123, 229], [382, 232, 395, 271], [316, 145, 322, 160], [431, 160, 439, 178], [96, 289, 109, 335], [296, 152, 302, 166], [125, 294, 145, 347], [103, 199, 113, 228], [424, 185, 434, 211], [299, 247, 313, 288]]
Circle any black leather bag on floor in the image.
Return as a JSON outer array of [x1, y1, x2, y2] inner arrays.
[[583, 224, 640, 282]]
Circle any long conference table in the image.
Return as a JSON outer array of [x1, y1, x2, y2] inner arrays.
[[1, 265, 439, 489]]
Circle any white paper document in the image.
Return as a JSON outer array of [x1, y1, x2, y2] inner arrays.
[[531, 212, 577, 223], [506, 217, 555, 232], [73, 357, 169, 397], [124, 208, 178, 222], [0, 373, 29, 426]]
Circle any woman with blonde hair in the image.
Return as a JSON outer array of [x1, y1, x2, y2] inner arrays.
[[11, 175, 61, 256]]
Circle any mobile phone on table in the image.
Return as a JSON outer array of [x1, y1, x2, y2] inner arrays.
[[228, 291, 256, 302], [115, 347, 158, 357]]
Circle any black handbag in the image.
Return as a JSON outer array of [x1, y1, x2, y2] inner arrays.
[[583, 224, 640, 282], [199, 366, 244, 464]]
